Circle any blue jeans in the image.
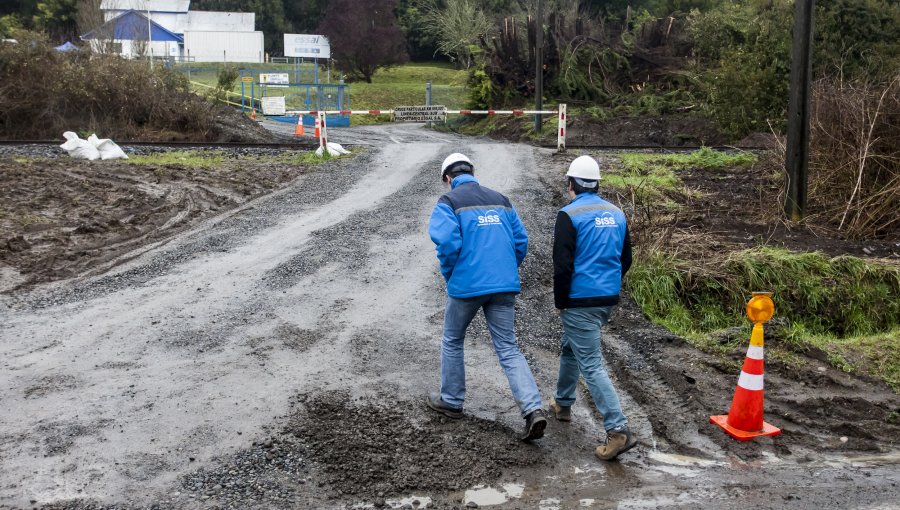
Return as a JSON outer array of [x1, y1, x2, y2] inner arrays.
[[555, 306, 628, 431], [440, 293, 543, 417]]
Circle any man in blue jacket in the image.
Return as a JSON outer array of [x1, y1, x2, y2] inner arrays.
[[427, 153, 547, 441], [549, 155, 637, 460]]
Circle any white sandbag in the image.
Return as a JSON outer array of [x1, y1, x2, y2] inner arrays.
[[315, 142, 351, 158], [326, 142, 351, 155], [60, 131, 100, 161], [87, 134, 128, 160]]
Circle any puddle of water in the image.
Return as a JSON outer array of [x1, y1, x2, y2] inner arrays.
[[464, 486, 508, 506], [647, 451, 718, 467], [390, 496, 432, 509], [538, 498, 561, 510], [502, 483, 524, 498]]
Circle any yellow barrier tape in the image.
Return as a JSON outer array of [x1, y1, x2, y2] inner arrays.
[[188, 81, 255, 109]]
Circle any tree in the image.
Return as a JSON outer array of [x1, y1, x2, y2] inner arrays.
[[33, 0, 78, 41], [421, 0, 494, 69], [317, 0, 408, 83]]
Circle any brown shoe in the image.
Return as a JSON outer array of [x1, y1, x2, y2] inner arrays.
[[595, 426, 637, 461], [548, 399, 572, 422]]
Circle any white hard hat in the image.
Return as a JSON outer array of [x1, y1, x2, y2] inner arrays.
[[566, 155, 601, 181], [440, 153, 473, 177]]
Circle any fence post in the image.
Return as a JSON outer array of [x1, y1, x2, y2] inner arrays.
[[319, 110, 328, 150], [557, 104, 567, 153], [425, 81, 432, 128]]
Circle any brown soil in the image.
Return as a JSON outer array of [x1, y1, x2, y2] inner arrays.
[[0, 150, 314, 291], [469, 112, 730, 147], [642, 156, 897, 259]]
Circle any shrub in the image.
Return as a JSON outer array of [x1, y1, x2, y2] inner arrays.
[[0, 30, 217, 140], [802, 75, 900, 238]]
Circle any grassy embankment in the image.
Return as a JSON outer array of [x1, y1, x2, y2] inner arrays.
[[182, 62, 468, 125], [611, 148, 900, 391], [123, 149, 357, 168]]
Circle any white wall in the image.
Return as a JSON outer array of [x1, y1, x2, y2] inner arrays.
[[90, 39, 177, 59], [184, 11, 254, 32], [184, 31, 263, 62]]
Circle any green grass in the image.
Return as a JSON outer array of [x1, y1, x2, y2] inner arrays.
[[123, 150, 227, 169], [184, 62, 469, 116], [602, 147, 757, 198], [626, 247, 900, 391], [120, 148, 359, 169], [348, 63, 468, 110]]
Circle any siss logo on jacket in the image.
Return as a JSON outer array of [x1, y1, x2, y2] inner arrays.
[[477, 210, 502, 226], [595, 212, 617, 228]]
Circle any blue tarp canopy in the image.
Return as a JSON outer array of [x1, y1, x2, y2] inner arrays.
[[81, 10, 183, 42], [54, 41, 79, 52]]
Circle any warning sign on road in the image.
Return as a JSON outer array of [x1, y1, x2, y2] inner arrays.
[[393, 105, 447, 123], [241, 76, 253, 83]]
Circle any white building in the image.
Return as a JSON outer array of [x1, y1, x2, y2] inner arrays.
[[82, 0, 263, 62]]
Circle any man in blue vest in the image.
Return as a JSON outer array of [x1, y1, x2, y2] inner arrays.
[[426, 153, 547, 441], [549, 155, 637, 460]]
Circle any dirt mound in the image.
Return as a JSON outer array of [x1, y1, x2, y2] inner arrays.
[[286, 393, 547, 500], [0, 148, 314, 291]]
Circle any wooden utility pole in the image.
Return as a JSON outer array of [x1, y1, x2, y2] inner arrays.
[[784, 0, 815, 221], [534, 0, 544, 133]]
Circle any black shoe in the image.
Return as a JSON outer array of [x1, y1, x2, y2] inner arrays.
[[426, 392, 463, 419], [521, 409, 547, 441]]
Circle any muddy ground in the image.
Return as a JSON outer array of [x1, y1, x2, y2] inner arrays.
[[1, 123, 898, 510], [0, 145, 317, 291]]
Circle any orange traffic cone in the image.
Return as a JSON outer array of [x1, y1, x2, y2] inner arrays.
[[293, 115, 304, 137], [250, 108, 257, 120], [710, 293, 781, 441], [313, 116, 320, 139]]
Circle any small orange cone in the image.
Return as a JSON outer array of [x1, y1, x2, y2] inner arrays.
[[293, 115, 304, 137], [314, 116, 320, 139], [710, 293, 781, 441], [250, 108, 257, 120]]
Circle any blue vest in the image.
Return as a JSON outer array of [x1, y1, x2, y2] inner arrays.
[[429, 174, 528, 298], [560, 193, 628, 299]]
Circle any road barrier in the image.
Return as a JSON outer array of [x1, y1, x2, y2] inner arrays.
[[287, 105, 568, 152]]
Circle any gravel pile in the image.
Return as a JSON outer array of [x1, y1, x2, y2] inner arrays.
[[286, 393, 547, 500], [176, 437, 308, 508]]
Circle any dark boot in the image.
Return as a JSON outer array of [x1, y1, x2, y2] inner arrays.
[[521, 409, 548, 441], [425, 392, 463, 419]]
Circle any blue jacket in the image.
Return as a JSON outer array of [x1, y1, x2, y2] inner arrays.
[[553, 192, 632, 309], [429, 174, 528, 298]]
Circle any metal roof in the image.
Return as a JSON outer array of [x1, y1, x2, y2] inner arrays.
[[81, 10, 184, 42]]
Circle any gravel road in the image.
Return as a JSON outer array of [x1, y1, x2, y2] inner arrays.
[[1, 123, 897, 509]]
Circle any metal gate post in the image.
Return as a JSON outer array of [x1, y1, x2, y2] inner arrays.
[[557, 104, 567, 153]]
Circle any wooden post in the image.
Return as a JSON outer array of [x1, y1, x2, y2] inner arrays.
[[784, 0, 815, 221]]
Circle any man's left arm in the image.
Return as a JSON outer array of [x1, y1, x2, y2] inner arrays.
[[509, 206, 529, 266], [428, 201, 462, 281]]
